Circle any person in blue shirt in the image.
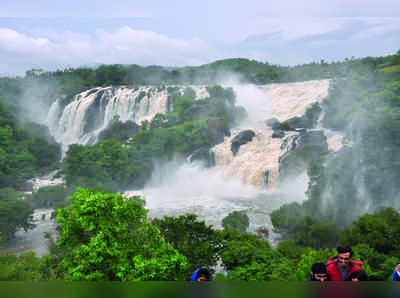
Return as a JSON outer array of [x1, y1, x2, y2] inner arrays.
[[191, 268, 211, 281], [392, 264, 400, 281]]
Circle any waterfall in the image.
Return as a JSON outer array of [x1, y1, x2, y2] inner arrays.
[[212, 80, 331, 188], [7, 208, 57, 257], [47, 86, 209, 151], [46, 80, 336, 189]]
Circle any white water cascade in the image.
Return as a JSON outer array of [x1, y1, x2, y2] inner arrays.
[[213, 80, 333, 188], [122, 79, 343, 235], [5, 208, 57, 257], [47, 85, 209, 151], [7, 80, 344, 256]]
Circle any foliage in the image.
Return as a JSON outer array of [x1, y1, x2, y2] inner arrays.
[[303, 102, 322, 128], [270, 202, 339, 249], [276, 240, 312, 263], [98, 115, 141, 143], [0, 98, 60, 188], [0, 252, 40, 281], [217, 228, 271, 271], [221, 211, 249, 232], [152, 214, 221, 279], [340, 208, 400, 256], [64, 139, 129, 189], [56, 188, 188, 281], [294, 249, 332, 281], [30, 185, 69, 208], [63, 87, 238, 190], [271, 53, 400, 248], [0, 187, 34, 241], [218, 228, 289, 281]]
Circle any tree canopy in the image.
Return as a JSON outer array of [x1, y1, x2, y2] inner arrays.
[[56, 188, 188, 281]]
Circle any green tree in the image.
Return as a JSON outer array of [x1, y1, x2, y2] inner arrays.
[[218, 228, 271, 271], [218, 229, 289, 281], [56, 188, 188, 281], [152, 214, 221, 279], [0, 188, 34, 241], [30, 185, 69, 208], [294, 249, 332, 281], [0, 252, 40, 281], [341, 208, 400, 255], [221, 211, 249, 232]]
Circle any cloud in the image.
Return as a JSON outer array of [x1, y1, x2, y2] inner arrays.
[[351, 17, 400, 40], [0, 28, 51, 53], [244, 18, 350, 42], [1, 15, 400, 76], [244, 17, 400, 42], [0, 26, 216, 76], [93, 26, 211, 65]]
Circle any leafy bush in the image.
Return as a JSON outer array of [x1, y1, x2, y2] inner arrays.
[[0, 187, 34, 241], [152, 214, 220, 279], [30, 185, 69, 208], [56, 188, 188, 281], [222, 211, 249, 232]]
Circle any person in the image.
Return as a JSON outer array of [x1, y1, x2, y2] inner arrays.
[[191, 268, 211, 281], [346, 270, 368, 281], [392, 263, 400, 281], [369, 275, 386, 281], [308, 262, 329, 281], [326, 245, 363, 281]]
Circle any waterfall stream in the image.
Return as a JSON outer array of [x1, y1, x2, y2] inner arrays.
[[11, 79, 345, 254]]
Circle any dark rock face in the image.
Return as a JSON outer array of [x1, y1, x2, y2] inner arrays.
[[20, 180, 34, 192], [279, 130, 328, 179], [285, 116, 307, 129], [231, 130, 256, 156], [188, 148, 215, 168], [263, 170, 270, 186], [265, 118, 280, 130], [272, 130, 285, 138]]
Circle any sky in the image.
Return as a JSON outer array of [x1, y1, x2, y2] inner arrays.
[[0, 0, 400, 76]]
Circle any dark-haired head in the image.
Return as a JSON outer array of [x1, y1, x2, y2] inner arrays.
[[336, 245, 354, 258], [196, 268, 211, 281], [311, 262, 328, 281], [312, 262, 327, 275], [347, 270, 368, 281], [368, 275, 385, 281]]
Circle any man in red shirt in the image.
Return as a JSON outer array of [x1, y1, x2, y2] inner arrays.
[[326, 245, 363, 281]]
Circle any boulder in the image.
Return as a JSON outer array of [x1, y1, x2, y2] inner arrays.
[[272, 130, 285, 138], [231, 130, 256, 156], [285, 116, 308, 130]]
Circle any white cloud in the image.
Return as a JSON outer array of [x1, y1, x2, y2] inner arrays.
[[242, 17, 400, 43], [244, 18, 349, 42], [351, 17, 400, 40], [0, 26, 216, 75], [0, 28, 51, 53]]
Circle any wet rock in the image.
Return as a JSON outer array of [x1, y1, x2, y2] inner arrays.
[[272, 130, 285, 138], [279, 130, 328, 179], [285, 116, 308, 130], [188, 148, 216, 168], [263, 170, 270, 186], [231, 130, 256, 156]]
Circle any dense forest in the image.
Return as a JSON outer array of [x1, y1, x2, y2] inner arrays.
[[1, 50, 400, 281]]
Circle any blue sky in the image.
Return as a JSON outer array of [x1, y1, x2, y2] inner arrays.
[[1, 0, 400, 76]]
